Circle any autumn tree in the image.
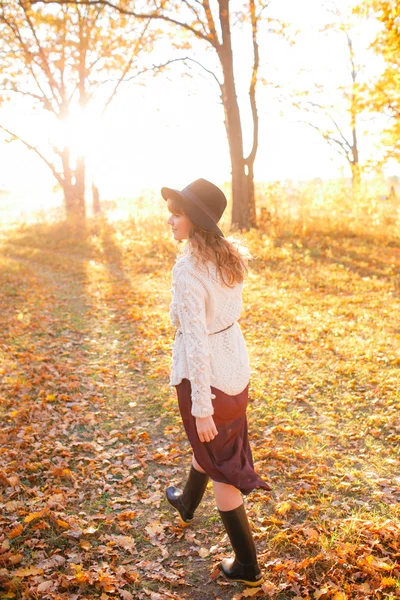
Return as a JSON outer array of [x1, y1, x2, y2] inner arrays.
[[359, 0, 400, 163], [0, 0, 153, 221]]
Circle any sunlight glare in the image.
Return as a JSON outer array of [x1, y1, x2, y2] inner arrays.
[[55, 105, 97, 160]]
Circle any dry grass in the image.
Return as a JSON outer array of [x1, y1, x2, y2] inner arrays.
[[0, 202, 399, 599]]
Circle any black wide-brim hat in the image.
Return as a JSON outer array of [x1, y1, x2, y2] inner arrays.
[[161, 178, 227, 238]]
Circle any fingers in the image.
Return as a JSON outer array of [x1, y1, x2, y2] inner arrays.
[[195, 416, 219, 443], [198, 427, 218, 443]]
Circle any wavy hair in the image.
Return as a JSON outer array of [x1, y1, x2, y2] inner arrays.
[[167, 196, 250, 287]]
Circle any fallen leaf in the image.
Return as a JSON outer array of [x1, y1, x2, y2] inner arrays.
[[261, 580, 277, 595], [37, 581, 54, 592], [275, 500, 301, 515], [8, 524, 23, 539], [13, 566, 44, 577], [8, 554, 23, 565], [314, 588, 330, 599], [243, 587, 264, 597], [119, 590, 134, 600], [303, 527, 319, 540]]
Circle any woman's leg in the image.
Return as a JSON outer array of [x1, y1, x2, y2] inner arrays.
[[192, 455, 206, 474], [212, 481, 243, 511], [166, 456, 209, 523], [212, 480, 263, 586]]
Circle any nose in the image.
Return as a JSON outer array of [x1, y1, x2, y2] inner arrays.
[[167, 215, 173, 225]]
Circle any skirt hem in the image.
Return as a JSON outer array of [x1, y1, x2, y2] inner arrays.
[[176, 378, 271, 496]]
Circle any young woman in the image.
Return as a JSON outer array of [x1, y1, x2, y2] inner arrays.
[[161, 178, 271, 587]]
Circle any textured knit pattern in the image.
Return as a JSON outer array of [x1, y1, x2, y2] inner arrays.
[[169, 245, 251, 418]]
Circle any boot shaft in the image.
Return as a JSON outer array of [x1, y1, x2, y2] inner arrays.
[[218, 503, 258, 567]]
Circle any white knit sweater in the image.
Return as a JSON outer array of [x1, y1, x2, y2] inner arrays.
[[169, 245, 251, 418]]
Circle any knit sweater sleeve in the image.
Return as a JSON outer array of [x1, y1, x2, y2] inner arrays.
[[174, 269, 215, 418]]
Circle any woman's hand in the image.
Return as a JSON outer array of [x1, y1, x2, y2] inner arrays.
[[195, 416, 218, 443]]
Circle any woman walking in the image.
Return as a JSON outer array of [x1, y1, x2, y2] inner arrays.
[[162, 178, 271, 587]]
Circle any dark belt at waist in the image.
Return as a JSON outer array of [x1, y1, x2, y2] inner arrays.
[[176, 322, 235, 337]]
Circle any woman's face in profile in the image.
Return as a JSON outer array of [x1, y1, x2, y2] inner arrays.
[[167, 199, 192, 240]]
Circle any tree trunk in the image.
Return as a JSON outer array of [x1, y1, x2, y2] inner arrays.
[[246, 161, 256, 226], [59, 146, 86, 220], [218, 0, 249, 230], [223, 100, 248, 229], [74, 154, 86, 219], [351, 161, 361, 197], [63, 182, 77, 216], [351, 124, 360, 196], [92, 179, 101, 215]]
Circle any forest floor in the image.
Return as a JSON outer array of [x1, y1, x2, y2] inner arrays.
[[0, 215, 399, 600]]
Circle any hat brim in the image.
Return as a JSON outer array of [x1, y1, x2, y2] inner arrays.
[[161, 186, 224, 238]]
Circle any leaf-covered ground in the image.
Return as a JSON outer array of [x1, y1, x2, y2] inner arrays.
[[0, 216, 399, 600]]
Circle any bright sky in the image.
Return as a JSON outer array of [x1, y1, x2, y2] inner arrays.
[[0, 0, 396, 211]]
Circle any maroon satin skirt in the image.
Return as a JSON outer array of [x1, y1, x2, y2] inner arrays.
[[175, 378, 271, 495]]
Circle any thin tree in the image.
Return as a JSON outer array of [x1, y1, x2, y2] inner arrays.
[[0, 0, 153, 221], [293, 3, 364, 195]]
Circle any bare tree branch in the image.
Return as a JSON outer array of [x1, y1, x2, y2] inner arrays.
[[0, 124, 64, 184], [298, 100, 352, 151], [1, 85, 49, 106], [123, 56, 222, 90], [101, 18, 152, 115], [298, 119, 350, 161], [31, 0, 213, 44]]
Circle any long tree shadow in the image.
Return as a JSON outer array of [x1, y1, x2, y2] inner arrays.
[[0, 217, 202, 599]]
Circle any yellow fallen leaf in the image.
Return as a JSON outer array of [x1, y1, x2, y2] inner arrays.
[[365, 555, 394, 571], [275, 500, 301, 515], [9, 554, 23, 565], [243, 586, 264, 597], [24, 511, 46, 524], [75, 571, 90, 584], [125, 571, 140, 583], [198, 547, 209, 558], [56, 519, 70, 529], [8, 523, 23, 539], [13, 566, 44, 577]]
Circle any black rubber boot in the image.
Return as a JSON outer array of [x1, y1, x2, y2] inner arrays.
[[218, 503, 264, 587], [166, 466, 209, 524]]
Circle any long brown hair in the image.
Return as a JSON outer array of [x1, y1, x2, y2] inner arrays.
[[168, 196, 249, 287]]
